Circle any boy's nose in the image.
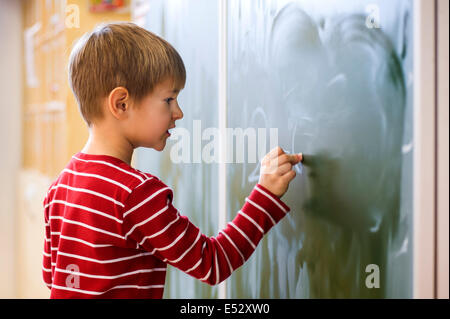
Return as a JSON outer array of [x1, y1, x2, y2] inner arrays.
[[173, 103, 183, 120]]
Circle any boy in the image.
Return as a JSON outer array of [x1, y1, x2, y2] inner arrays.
[[42, 22, 302, 298]]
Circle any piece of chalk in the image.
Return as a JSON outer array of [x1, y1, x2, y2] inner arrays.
[[296, 161, 303, 175]]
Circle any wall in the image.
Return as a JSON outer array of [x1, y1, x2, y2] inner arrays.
[[0, 0, 23, 298]]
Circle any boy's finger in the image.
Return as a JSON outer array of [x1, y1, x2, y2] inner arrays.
[[279, 153, 302, 165], [268, 146, 284, 160], [281, 169, 296, 182], [277, 162, 292, 175], [276, 152, 303, 165]]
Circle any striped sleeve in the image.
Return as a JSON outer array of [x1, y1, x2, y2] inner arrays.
[[42, 199, 53, 289], [122, 179, 290, 286]]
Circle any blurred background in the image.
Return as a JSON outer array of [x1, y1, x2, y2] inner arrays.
[[0, 0, 448, 298], [0, 0, 133, 298]]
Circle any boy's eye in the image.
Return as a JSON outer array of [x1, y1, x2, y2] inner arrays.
[[165, 98, 174, 105]]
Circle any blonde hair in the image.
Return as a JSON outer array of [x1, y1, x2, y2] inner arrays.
[[68, 22, 186, 126]]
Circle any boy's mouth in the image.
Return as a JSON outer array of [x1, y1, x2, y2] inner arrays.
[[166, 125, 175, 137]]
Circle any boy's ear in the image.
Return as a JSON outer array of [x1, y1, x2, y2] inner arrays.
[[108, 87, 130, 119]]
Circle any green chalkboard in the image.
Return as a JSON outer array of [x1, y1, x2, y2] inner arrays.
[[226, 0, 414, 298]]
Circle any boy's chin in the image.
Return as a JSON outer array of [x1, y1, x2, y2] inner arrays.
[[152, 140, 167, 152]]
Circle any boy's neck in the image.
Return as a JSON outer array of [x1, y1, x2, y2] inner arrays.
[[81, 125, 134, 166]]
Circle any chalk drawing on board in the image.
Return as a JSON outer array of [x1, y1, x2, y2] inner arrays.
[[246, 107, 269, 185]]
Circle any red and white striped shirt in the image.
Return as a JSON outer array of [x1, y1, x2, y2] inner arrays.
[[42, 152, 290, 298]]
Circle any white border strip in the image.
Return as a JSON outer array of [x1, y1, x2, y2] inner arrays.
[[218, 0, 228, 300], [436, 0, 449, 299], [413, 0, 436, 299]]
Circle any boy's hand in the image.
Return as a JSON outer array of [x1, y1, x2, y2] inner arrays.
[[258, 146, 303, 198]]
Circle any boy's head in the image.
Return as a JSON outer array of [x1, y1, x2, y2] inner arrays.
[[69, 22, 185, 151]]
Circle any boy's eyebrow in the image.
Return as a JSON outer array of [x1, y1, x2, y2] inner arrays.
[[166, 88, 181, 94]]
